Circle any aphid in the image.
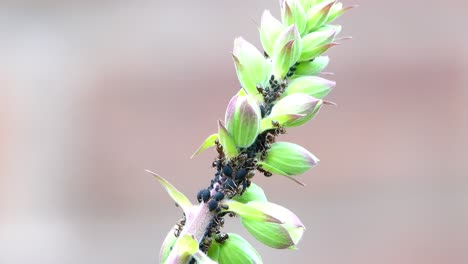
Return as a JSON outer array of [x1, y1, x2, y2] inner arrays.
[[266, 132, 275, 144], [235, 168, 248, 181], [196, 190, 203, 203], [271, 120, 280, 128], [215, 233, 229, 244], [222, 165, 233, 177], [224, 178, 237, 191], [246, 170, 255, 179], [207, 199, 219, 211], [213, 191, 225, 201], [200, 236, 212, 252], [260, 104, 266, 118], [201, 189, 211, 203]]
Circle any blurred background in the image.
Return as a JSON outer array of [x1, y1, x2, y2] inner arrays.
[[1, 0, 467, 263]]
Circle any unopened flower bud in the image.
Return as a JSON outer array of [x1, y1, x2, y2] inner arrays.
[[272, 25, 302, 78], [233, 182, 268, 203], [268, 93, 322, 127], [280, 0, 307, 35], [326, 2, 355, 23], [241, 201, 305, 249], [305, 0, 336, 33], [258, 142, 319, 176], [260, 10, 285, 57], [218, 233, 263, 264], [225, 89, 261, 148], [294, 55, 329, 76], [233, 37, 272, 101], [284, 76, 335, 99], [300, 25, 339, 61], [163, 234, 198, 264]]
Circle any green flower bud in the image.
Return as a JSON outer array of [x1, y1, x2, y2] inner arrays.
[[207, 242, 220, 261], [280, 0, 307, 35], [260, 10, 285, 57], [305, 0, 335, 33], [268, 93, 322, 127], [232, 37, 272, 101], [258, 142, 319, 176], [241, 201, 305, 249], [233, 182, 268, 203], [225, 89, 261, 148], [159, 225, 178, 263], [218, 120, 239, 159], [272, 25, 302, 78], [218, 233, 263, 264], [284, 76, 335, 99], [300, 25, 339, 61], [294, 55, 329, 76]]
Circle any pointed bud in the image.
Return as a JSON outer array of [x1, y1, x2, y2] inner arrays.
[[272, 25, 302, 78], [326, 2, 355, 23], [300, 25, 339, 61], [284, 76, 335, 99], [233, 183, 268, 203], [294, 55, 329, 76], [233, 37, 272, 101], [258, 142, 319, 176], [268, 93, 322, 127], [280, 0, 307, 35], [225, 89, 261, 148], [222, 200, 282, 223], [159, 226, 178, 263], [305, 0, 336, 33], [218, 120, 238, 159], [218, 233, 263, 264], [146, 170, 193, 215], [260, 10, 286, 57], [241, 201, 305, 249], [191, 133, 218, 158]]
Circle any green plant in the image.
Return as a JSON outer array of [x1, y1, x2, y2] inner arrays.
[[149, 0, 353, 263]]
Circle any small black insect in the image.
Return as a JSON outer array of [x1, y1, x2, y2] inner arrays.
[[224, 178, 237, 191], [215, 233, 229, 244], [207, 199, 219, 212], [196, 190, 203, 203], [201, 189, 211, 203], [222, 165, 233, 177], [213, 191, 225, 201], [260, 104, 266, 118], [235, 168, 248, 181]]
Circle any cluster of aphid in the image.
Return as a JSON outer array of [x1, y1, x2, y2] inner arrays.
[[180, 73, 291, 254]]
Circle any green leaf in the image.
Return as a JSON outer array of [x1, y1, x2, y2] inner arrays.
[[146, 170, 193, 214], [191, 133, 219, 159], [218, 120, 239, 159]]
